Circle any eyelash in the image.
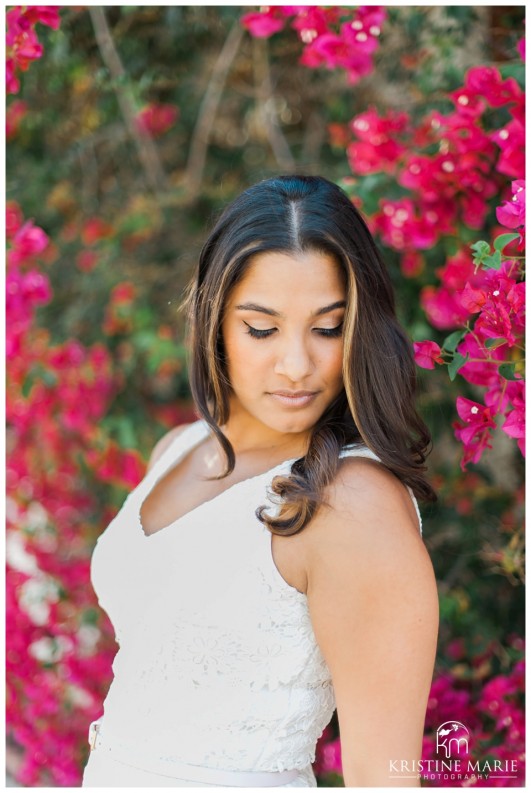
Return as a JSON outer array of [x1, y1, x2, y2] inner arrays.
[[243, 322, 344, 339]]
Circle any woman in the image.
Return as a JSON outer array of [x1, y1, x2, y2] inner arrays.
[[82, 174, 439, 787]]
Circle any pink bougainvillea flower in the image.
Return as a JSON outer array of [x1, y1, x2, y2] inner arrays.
[[90, 442, 146, 488], [413, 340, 444, 369], [349, 105, 409, 144], [8, 219, 49, 266], [317, 736, 342, 775], [81, 217, 113, 246], [347, 107, 408, 174], [420, 248, 493, 330], [449, 86, 487, 119], [6, 58, 20, 94], [491, 119, 525, 179], [500, 380, 525, 456], [465, 65, 522, 107], [502, 406, 525, 456], [22, 6, 61, 30], [6, 99, 28, 139], [459, 282, 487, 314], [240, 9, 286, 38], [10, 26, 44, 70], [6, 201, 24, 239], [453, 397, 497, 469], [289, 6, 335, 40], [496, 179, 525, 229], [135, 102, 179, 138], [457, 335, 505, 390], [110, 282, 136, 305]]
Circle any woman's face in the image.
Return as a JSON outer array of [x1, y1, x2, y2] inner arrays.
[[221, 249, 347, 439]]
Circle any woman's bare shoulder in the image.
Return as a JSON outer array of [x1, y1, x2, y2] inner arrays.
[[301, 454, 429, 593], [310, 455, 421, 545], [146, 422, 193, 472]]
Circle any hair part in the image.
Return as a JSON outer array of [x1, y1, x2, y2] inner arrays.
[[183, 174, 437, 536]]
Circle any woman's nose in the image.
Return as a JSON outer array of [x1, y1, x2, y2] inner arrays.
[[273, 336, 314, 382]]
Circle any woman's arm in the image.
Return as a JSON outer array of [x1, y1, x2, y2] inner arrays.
[[305, 458, 439, 788]]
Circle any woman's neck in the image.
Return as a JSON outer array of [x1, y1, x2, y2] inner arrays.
[[220, 402, 311, 459]]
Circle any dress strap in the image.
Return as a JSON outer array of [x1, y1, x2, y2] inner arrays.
[[339, 444, 423, 536]]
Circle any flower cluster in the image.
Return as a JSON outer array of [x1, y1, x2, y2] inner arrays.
[[423, 637, 525, 787], [342, 47, 526, 469], [6, 200, 149, 783], [315, 637, 525, 786], [241, 6, 387, 85], [414, 187, 525, 468], [346, 64, 524, 261], [6, 6, 61, 94]]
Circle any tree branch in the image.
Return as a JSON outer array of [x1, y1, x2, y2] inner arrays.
[[184, 21, 244, 202], [252, 37, 296, 172], [89, 6, 167, 197]]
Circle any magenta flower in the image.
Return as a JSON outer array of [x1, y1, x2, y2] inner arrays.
[[413, 340, 444, 369], [290, 6, 338, 39], [465, 65, 522, 107], [23, 7, 61, 30], [135, 102, 179, 138], [348, 106, 408, 174], [496, 179, 525, 229], [502, 382, 525, 456], [491, 119, 525, 179], [240, 10, 286, 38], [318, 736, 342, 775], [6, 99, 28, 139], [6, 201, 24, 239], [457, 335, 505, 389], [8, 218, 49, 267], [453, 397, 497, 468]]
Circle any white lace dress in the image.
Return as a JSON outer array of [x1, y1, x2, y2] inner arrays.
[[82, 420, 422, 786]]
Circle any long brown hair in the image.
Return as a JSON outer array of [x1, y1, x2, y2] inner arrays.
[[184, 175, 437, 535]]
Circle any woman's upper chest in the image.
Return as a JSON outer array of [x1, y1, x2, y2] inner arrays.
[[139, 436, 298, 538]]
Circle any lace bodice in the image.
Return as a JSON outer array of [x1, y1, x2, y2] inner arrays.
[[90, 420, 422, 779]]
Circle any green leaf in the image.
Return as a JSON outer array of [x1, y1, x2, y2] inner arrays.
[[448, 352, 469, 381], [21, 364, 58, 397], [21, 376, 34, 399], [493, 233, 520, 252], [499, 63, 525, 90], [484, 337, 507, 349], [442, 330, 466, 353], [470, 240, 491, 264], [82, 608, 100, 626], [482, 251, 502, 270], [499, 362, 520, 381]]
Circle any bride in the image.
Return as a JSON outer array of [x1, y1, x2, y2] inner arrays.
[[82, 174, 439, 787]]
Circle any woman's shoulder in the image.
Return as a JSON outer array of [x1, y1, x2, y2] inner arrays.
[[304, 448, 423, 557], [303, 450, 434, 613], [146, 421, 194, 472]]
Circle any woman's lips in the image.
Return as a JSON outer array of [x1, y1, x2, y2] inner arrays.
[[268, 391, 319, 408]]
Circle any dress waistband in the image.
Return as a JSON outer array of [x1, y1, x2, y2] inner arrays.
[[88, 720, 300, 787]]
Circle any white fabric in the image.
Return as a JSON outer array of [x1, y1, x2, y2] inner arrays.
[[87, 419, 422, 786]]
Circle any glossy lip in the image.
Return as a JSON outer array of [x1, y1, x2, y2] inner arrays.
[[268, 390, 319, 408]]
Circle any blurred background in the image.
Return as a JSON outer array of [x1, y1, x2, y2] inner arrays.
[[6, 5, 524, 786]]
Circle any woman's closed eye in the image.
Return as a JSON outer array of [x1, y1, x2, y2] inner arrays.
[[243, 321, 343, 339]]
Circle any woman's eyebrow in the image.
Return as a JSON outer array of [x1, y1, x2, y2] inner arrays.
[[234, 300, 346, 318]]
